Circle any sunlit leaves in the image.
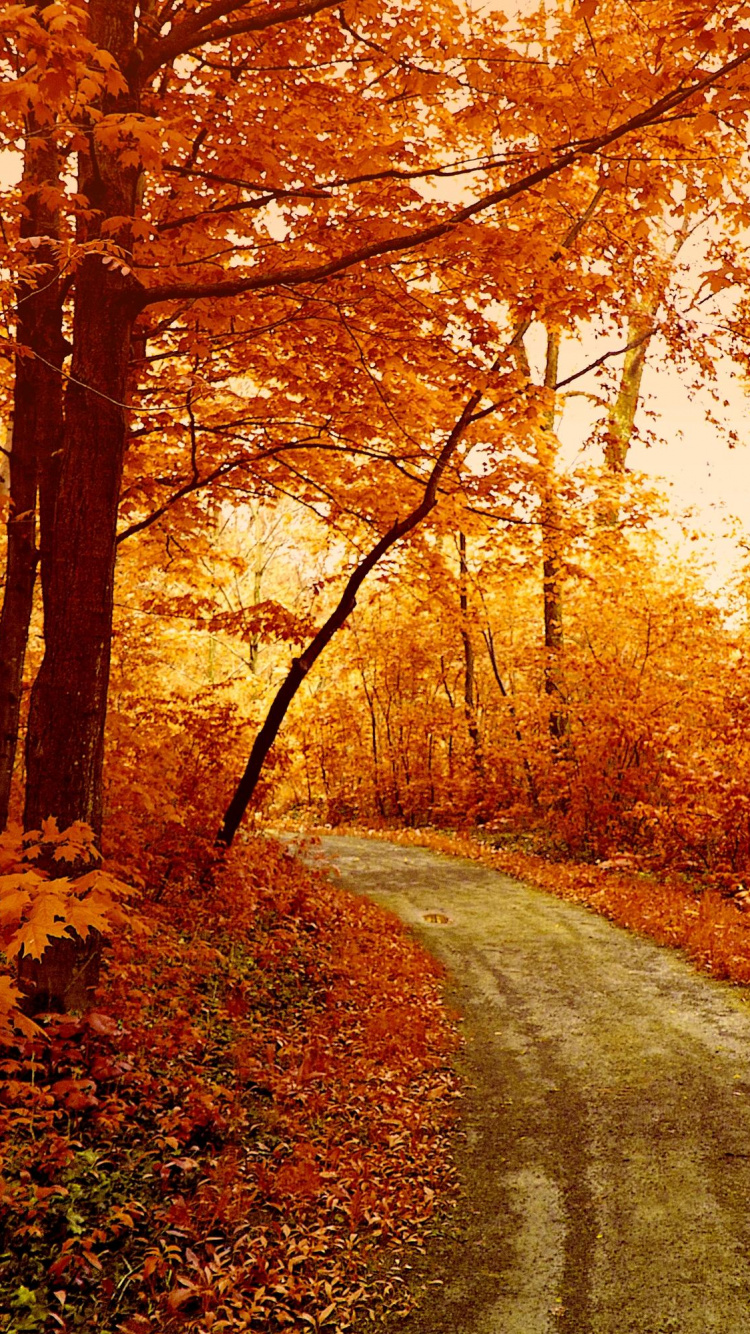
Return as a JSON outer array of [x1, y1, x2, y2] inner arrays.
[[0, 825, 137, 993]]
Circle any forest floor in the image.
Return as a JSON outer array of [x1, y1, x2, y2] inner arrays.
[[311, 833, 750, 1334], [0, 836, 460, 1334]]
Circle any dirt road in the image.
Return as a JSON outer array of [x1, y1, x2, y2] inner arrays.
[[310, 834, 750, 1334]]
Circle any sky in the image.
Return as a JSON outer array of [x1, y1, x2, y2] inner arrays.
[[552, 335, 750, 592]]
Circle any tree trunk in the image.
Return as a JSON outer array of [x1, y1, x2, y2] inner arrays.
[[18, 930, 102, 1015], [24, 262, 138, 834], [601, 210, 690, 506], [458, 531, 482, 768], [358, 662, 387, 819], [511, 324, 568, 744], [219, 381, 484, 845], [23, 0, 140, 836], [0, 132, 65, 830], [598, 303, 658, 526], [604, 306, 654, 472], [538, 330, 567, 743], [482, 625, 539, 808], [508, 195, 607, 750]]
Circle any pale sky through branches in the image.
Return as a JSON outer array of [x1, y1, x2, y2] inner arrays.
[[553, 331, 750, 590]]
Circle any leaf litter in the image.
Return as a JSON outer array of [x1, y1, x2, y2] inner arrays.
[[0, 834, 460, 1333]]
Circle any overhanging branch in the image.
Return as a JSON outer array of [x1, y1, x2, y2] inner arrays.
[[216, 372, 489, 845], [137, 45, 750, 311]]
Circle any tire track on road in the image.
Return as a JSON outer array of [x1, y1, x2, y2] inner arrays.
[[310, 835, 750, 1334]]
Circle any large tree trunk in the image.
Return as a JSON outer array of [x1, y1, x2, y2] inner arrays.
[[0, 131, 65, 830], [24, 263, 137, 834], [23, 0, 140, 835]]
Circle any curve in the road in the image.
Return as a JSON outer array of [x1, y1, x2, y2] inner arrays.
[[310, 834, 750, 1334]]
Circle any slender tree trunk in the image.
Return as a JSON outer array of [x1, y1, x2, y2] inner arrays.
[[511, 324, 567, 743], [541, 505, 567, 742], [598, 302, 658, 526], [508, 194, 607, 749], [531, 329, 568, 743], [605, 306, 654, 472], [359, 663, 387, 818], [458, 531, 483, 770], [482, 625, 539, 808], [218, 381, 485, 845], [382, 695, 404, 819], [0, 131, 65, 830], [439, 655, 456, 779], [601, 211, 690, 507]]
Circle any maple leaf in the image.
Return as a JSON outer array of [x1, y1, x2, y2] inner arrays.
[[103, 67, 127, 96], [74, 870, 136, 900], [0, 886, 33, 928], [62, 896, 112, 940], [0, 975, 40, 1042], [5, 890, 72, 961]]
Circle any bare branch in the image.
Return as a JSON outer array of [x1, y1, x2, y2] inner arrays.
[[217, 370, 490, 844]]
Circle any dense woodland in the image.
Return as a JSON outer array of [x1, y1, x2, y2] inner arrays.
[[3, 0, 750, 1328]]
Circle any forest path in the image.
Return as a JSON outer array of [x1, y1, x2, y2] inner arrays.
[[308, 834, 750, 1334]]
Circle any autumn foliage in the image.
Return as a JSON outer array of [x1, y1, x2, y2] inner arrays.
[[0, 835, 458, 1331], [280, 486, 750, 889], [5, 0, 750, 1328]]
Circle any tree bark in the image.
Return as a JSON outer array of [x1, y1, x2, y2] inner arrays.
[[604, 306, 654, 472], [24, 263, 138, 834], [23, 0, 141, 835], [0, 130, 65, 830]]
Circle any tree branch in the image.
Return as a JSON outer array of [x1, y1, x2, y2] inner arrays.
[[137, 44, 750, 311], [140, 0, 342, 77], [216, 373, 488, 845]]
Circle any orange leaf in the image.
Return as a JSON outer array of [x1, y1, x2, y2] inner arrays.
[[0, 886, 33, 926], [0, 975, 41, 1040], [5, 890, 70, 961], [74, 870, 135, 899], [63, 896, 112, 940]]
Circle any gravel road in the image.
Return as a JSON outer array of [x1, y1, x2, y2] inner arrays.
[[309, 834, 750, 1334]]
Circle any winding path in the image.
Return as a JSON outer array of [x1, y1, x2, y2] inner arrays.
[[311, 834, 750, 1334]]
